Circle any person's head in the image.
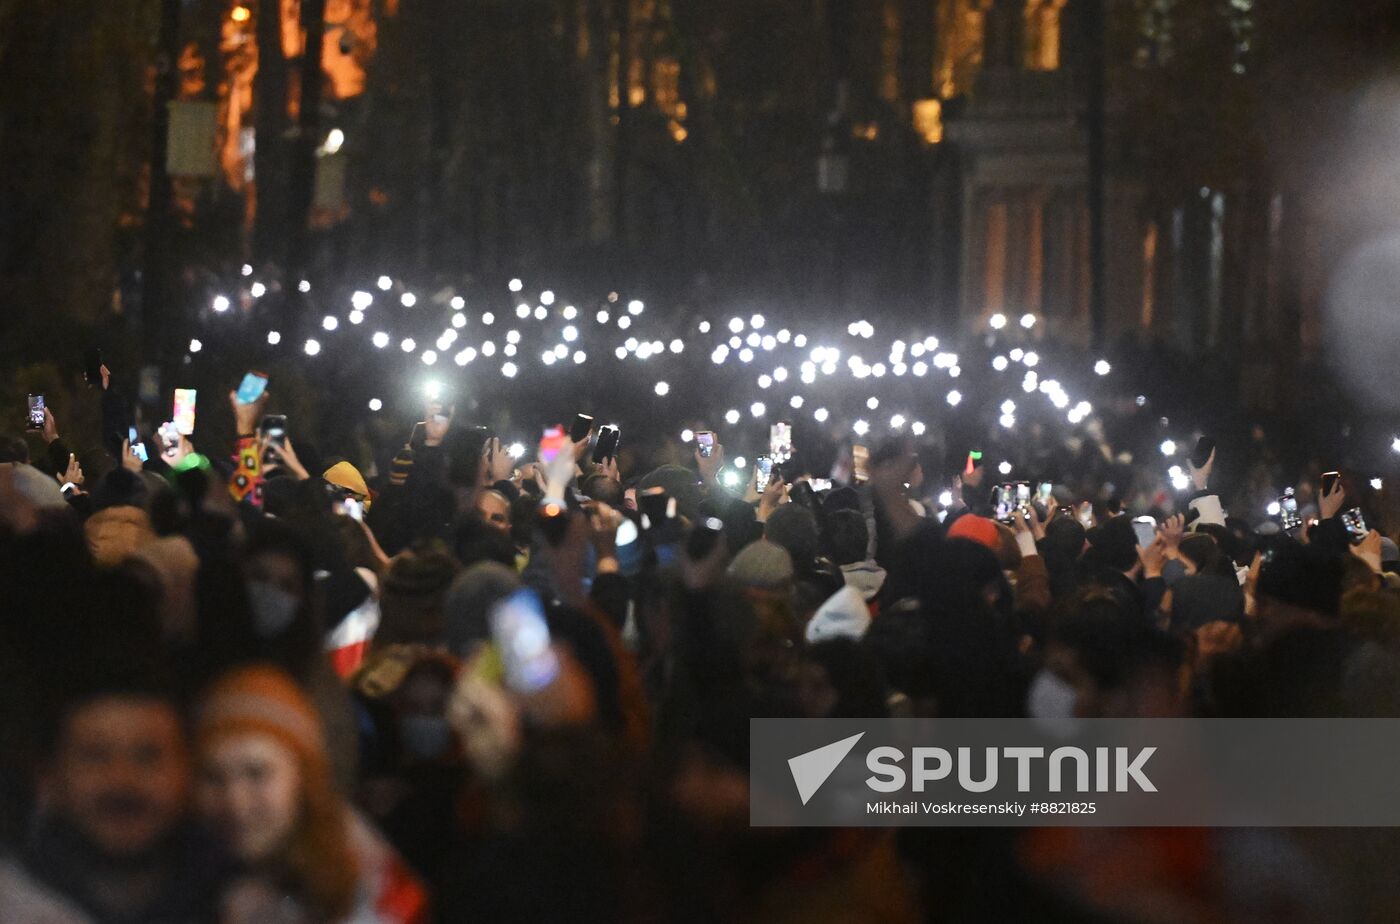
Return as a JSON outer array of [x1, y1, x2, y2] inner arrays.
[[1256, 541, 1345, 634], [1179, 532, 1226, 577], [1084, 516, 1139, 573], [822, 509, 869, 566], [475, 488, 512, 534], [41, 678, 189, 861], [379, 541, 461, 647], [0, 434, 29, 464], [195, 665, 356, 917], [444, 561, 521, 657], [580, 472, 624, 507], [765, 503, 819, 568], [241, 519, 316, 646]]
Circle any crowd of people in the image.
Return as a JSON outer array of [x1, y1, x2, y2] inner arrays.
[[4, 364, 1400, 924]]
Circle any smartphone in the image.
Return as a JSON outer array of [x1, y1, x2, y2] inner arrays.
[[696, 430, 716, 459], [994, 482, 1031, 523], [964, 450, 983, 477], [770, 422, 793, 463], [808, 478, 833, 493], [687, 516, 724, 559], [84, 349, 103, 387], [1341, 507, 1368, 540], [1131, 516, 1158, 548], [26, 394, 45, 431], [408, 421, 426, 450], [569, 413, 594, 443], [172, 389, 197, 436], [638, 488, 675, 531], [755, 455, 774, 493], [131, 441, 148, 463], [1037, 482, 1053, 503], [1190, 436, 1215, 469], [260, 415, 288, 457], [852, 444, 870, 483], [593, 425, 620, 463], [538, 425, 569, 464], [1321, 471, 1342, 497], [236, 371, 269, 404], [490, 588, 560, 694], [1278, 490, 1301, 531]]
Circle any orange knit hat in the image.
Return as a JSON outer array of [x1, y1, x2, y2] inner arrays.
[[946, 513, 1002, 552], [196, 664, 329, 776]]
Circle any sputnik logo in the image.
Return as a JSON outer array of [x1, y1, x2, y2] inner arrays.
[[788, 732, 865, 805]]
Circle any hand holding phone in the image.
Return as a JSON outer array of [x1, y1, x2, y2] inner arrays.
[[26, 395, 44, 431], [754, 455, 774, 494], [569, 413, 594, 444], [235, 371, 269, 405]]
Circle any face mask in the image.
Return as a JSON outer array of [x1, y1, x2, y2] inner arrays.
[[401, 715, 452, 760], [1027, 668, 1077, 721], [246, 580, 300, 638]]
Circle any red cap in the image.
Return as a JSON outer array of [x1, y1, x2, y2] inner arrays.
[[946, 514, 1001, 551]]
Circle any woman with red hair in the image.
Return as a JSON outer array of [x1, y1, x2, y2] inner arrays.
[[194, 664, 427, 924]]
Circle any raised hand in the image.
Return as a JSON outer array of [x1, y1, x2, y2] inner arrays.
[[120, 438, 143, 474], [230, 388, 269, 437], [1319, 477, 1346, 520], [1190, 447, 1215, 491], [41, 407, 59, 444], [696, 440, 724, 487]]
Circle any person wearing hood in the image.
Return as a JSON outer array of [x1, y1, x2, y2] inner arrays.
[[821, 509, 887, 606]]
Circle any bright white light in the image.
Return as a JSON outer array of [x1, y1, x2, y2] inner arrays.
[[482, 312, 495, 325], [534, 306, 548, 320], [508, 442, 526, 459], [267, 330, 282, 345], [371, 331, 389, 349], [450, 296, 464, 310], [304, 339, 321, 356], [872, 364, 887, 378], [482, 341, 496, 357], [1000, 414, 1016, 429], [241, 264, 252, 276], [596, 310, 610, 324], [505, 329, 521, 344], [1010, 348, 1024, 361], [948, 366, 961, 378], [322, 127, 344, 154], [562, 305, 577, 320], [761, 335, 777, 351], [711, 346, 729, 364], [729, 336, 742, 349], [636, 342, 653, 359], [508, 278, 523, 293], [993, 355, 1009, 371], [400, 292, 416, 307], [729, 317, 744, 333], [725, 408, 741, 425], [746, 331, 761, 347], [722, 471, 740, 488], [750, 313, 765, 329], [998, 461, 1013, 475], [454, 348, 475, 366], [189, 338, 202, 353], [250, 282, 266, 298], [400, 338, 416, 353], [423, 381, 443, 400], [377, 275, 392, 290], [698, 320, 711, 333], [793, 334, 808, 348], [769, 366, 786, 383], [1267, 501, 1282, 516], [349, 310, 365, 325], [1161, 440, 1177, 456], [1020, 313, 1036, 329], [628, 300, 644, 315], [540, 290, 555, 306], [654, 381, 670, 396], [893, 363, 907, 376], [946, 390, 962, 406], [814, 407, 829, 422], [322, 315, 338, 331], [681, 429, 694, 442], [1001, 400, 1016, 415], [573, 351, 586, 364], [1392, 436, 1400, 454], [938, 490, 953, 507], [734, 457, 748, 469], [777, 329, 791, 343], [750, 402, 766, 418], [1171, 472, 1191, 491], [212, 295, 230, 313], [1023, 351, 1039, 368], [618, 316, 631, 329], [853, 419, 869, 436], [1094, 359, 1112, 376], [543, 352, 557, 365], [503, 344, 517, 357], [502, 362, 518, 378], [1371, 478, 1384, 491], [368, 398, 382, 411], [670, 339, 684, 354], [758, 375, 772, 389], [890, 414, 905, 429], [613, 346, 627, 360], [421, 350, 437, 365], [558, 325, 577, 343], [912, 361, 928, 377], [866, 396, 880, 410], [515, 304, 530, 319], [739, 348, 754, 363], [298, 280, 311, 293], [790, 395, 804, 409], [911, 421, 926, 436], [451, 313, 466, 329], [990, 313, 1007, 330]]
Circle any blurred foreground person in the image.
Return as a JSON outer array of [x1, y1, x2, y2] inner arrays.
[[194, 665, 427, 924]]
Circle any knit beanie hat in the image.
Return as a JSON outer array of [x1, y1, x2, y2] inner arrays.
[[378, 546, 461, 646], [323, 461, 371, 509], [726, 539, 794, 591], [946, 513, 1000, 551], [444, 561, 520, 657], [196, 664, 329, 775], [765, 503, 819, 567]]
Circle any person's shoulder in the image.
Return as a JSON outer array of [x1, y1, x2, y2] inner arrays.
[[0, 858, 95, 924]]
